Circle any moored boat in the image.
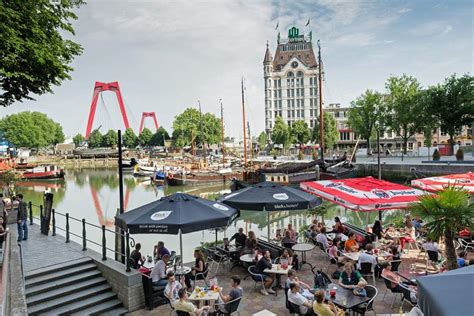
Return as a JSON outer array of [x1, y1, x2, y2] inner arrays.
[[22, 165, 65, 180], [167, 171, 242, 186]]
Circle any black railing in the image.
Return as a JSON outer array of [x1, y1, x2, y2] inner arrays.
[[28, 203, 134, 272]]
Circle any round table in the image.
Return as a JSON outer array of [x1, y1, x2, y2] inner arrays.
[[142, 260, 155, 269], [240, 253, 261, 264], [292, 243, 315, 270], [167, 266, 192, 276]]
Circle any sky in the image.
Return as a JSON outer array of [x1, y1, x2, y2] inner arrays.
[[2, 0, 473, 139]]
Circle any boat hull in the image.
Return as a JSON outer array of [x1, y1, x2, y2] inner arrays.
[[22, 170, 65, 180], [167, 173, 242, 186]]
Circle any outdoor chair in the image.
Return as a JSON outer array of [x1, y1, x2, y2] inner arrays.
[[192, 263, 209, 288], [352, 285, 378, 315], [381, 276, 414, 309], [324, 248, 340, 274], [214, 296, 242, 315], [248, 265, 266, 292], [359, 262, 376, 285], [425, 250, 443, 272], [455, 238, 474, 252], [207, 249, 231, 275], [175, 311, 191, 316], [390, 259, 402, 272]]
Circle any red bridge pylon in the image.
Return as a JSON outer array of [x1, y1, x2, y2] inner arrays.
[[139, 112, 159, 134]]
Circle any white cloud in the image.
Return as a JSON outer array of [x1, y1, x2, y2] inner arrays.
[[410, 21, 453, 37]]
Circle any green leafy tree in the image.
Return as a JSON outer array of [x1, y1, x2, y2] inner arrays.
[[73, 133, 84, 147], [202, 113, 222, 147], [272, 116, 291, 150], [384, 75, 423, 154], [291, 120, 310, 159], [257, 131, 267, 152], [88, 130, 103, 148], [347, 90, 384, 152], [425, 74, 474, 154], [138, 128, 153, 146], [0, 111, 64, 148], [150, 127, 170, 146], [172, 108, 201, 148], [102, 129, 118, 147], [312, 112, 339, 151], [408, 187, 474, 270], [0, 0, 84, 106], [122, 128, 138, 148]]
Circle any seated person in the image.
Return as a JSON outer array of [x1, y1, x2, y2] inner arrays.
[[130, 243, 145, 269], [357, 243, 378, 271], [457, 251, 469, 268], [229, 227, 247, 248], [151, 254, 170, 286], [184, 249, 206, 290], [287, 282, 315, 315], [174, 288, 210, 316], [316, 227, 331, 249], [332, 217, 345, 235], [308, 219, 320, 238], [154, 241, 171, 261], [282, 230, 297, 248], [217, 276, 243, 313], [422, 238, 439, 252], [381, 262, 417, 304], [274, 228, 282, 242], [353, 280, 367, 297], [328, 238, 343, 264], [313, 289, 345, 316], [344, 233, 359, 253], [245, 231, 258, 252], [284, 223, 298, 242], [286, 269, 313, 300], [255, 250, 275, 295], [279, 248, 293, 266], [164, 271, 183, 306], [383, 224, 397, 239], [338, 262, 365, 289]]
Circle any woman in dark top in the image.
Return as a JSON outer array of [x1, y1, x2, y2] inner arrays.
[[184, 249, 205, 289], [372, 220, 383, 240], [245, 231, 257, 252], [333, 217, 345, 234], [338, 262, 365, 289]]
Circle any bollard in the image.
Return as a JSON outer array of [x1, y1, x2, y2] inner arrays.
[[40, 205, 43, 220], [65, 213, 70, 243], [52, 209, 56, 236], [102, 225, 107, 261], [28, 201, 33, 225], [125, 232, 131, 272], [82, 218, 87, 251]]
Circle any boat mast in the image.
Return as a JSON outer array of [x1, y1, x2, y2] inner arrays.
[[241, 77, 247, 167], [220, 99, 225, 165], [198, 100, 204, 161], [317, 40, 324, 162]]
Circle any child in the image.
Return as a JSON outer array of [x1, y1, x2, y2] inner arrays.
[[353, 280, 367, 297]]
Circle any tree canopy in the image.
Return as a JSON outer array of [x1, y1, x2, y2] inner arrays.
[[312, 112, 338, 150], [291, 120, 310, 146], [151, 127, 170, 146], [257, 131, 267, 151], [102, 129, 118, 147], [0, 0, 84, 106], [0, 111, 64, 148], [138, 128, 153, 146], [122, 128, 138, 148], [172, 108, 222, 148], [88, 130, 103, 148], [73, 133, 84, 147], [271, 116, 291, 148]]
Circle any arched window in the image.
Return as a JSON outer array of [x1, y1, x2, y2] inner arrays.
[[287, 72, 294, 77], [297, 71, 303, 77]]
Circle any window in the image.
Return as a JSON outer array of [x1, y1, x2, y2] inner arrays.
[[408, 143, 414, 150], [278, 79, 281, 87], [335, 111, 340, 118], [279, 100, 282, 108], [301, 99, 304, 106], [274, 90, 277, 98], [297, 71, 304, 77], [287, 72, 294, 77], [296, 89, 300, 97], [273, 100, 277, 108], [340, 132, 350, 141], [309, 77, 313, 85], [301, 88, 304, 97]]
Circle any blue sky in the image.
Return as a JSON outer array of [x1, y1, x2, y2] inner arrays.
[[3, 0, 472, 138]]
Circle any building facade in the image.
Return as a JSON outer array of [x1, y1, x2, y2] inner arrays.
[[263, 26, 320, 134]]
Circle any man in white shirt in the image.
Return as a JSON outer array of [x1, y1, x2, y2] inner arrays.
[[316, 227, 330, 249], [151, 254, 170, 286], [422, 238, 439, 252], [357, 243, 378, 271], [287, 282, 315, 315], [164, 271, 182, 305]]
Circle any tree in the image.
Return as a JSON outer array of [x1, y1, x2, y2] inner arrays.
[[312, 112, 338, 151], [257, 131, 267, 152], [122, 128, 138, 148], [202, 113, 222, 147], [0, 111, 64, 148], [426, 74, 474, 154], [0, 0, 84, 107], [151, 127, 170, 146], [138, 128, 153, 146], [291, 120, 310, 158], [272, 116, 291, 150], [102, 129, 118, 147], [347, 90, 384, 152], [408, 187, 474, 271], [73, 133, 84, 147], [384, 75, 423, 155], [172, 108, 201, 148], [88, 130, 103, 148]]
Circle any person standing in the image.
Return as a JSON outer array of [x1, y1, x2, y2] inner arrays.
[[229, 228, 247, 248], [17, 194, 28, 242]]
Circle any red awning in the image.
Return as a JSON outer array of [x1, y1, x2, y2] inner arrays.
[[300, 176, 426, 212], [411, 172, 474, 194]]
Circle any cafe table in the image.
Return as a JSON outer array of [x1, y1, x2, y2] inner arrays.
[[341, 251, 361, 262], [324, 283, 371, 314], [166, 265, 192, 276], [240, 253, 262, 264], [292, 243, 315, 270], [188, 288, 220, 310], [264, 264, 293, 289], [142, 260, 155, 270]]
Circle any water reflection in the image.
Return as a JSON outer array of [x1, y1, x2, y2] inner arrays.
[[13, 169, 405, 263]]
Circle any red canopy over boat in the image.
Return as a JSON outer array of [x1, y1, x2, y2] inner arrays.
[[300, 176, 426, 212], [411, 172, 474, 194]]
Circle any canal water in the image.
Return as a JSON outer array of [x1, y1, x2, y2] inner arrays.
[[14, 168, 405, 263]]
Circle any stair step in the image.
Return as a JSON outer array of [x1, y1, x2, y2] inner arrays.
[[27, 284, 113, 315], [70, 299, 124, 316], [27, 276, 108, 306], [97, 307, 128, 316], [25, 257, 93, 280], [25, 263, 97, 288], [40, 292, 118, 316], [26, 270, 103, 297]]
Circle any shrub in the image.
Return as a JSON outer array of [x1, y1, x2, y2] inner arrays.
[[432, 149, 440, 161], [456, 148, 464, 161]]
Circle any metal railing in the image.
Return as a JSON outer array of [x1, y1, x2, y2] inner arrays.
[[1, 231, 11, 316], [28, 202, 135, 272]]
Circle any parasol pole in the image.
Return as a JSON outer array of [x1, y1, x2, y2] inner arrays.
[[179, 228, 183, 268], [266, 206, 271, 241], [215, 228, 218, 247]]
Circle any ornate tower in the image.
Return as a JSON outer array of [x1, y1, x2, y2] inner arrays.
[[263, 41, 274, 133]]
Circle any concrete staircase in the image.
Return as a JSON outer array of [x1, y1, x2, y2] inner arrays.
[[25, 257, 127, 315]]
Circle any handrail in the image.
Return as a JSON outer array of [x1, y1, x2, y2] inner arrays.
[[1, 231, 11, 316], [28, 203, 134, 271]]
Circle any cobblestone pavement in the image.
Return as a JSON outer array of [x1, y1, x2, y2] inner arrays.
[[128, 247, 442, 316]]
